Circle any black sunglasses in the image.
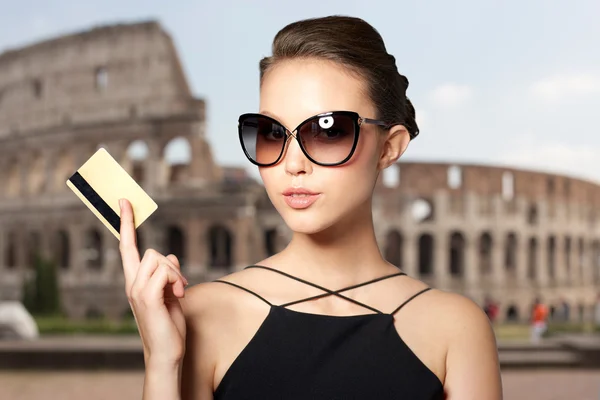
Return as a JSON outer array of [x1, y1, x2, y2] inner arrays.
[[238, 111, 397, 167]]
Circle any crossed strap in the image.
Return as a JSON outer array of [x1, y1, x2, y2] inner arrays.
[[214, 265, 432, 316]]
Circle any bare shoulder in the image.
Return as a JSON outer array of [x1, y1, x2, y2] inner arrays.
[[181, 268, 261, 323], [424, 290, 493, 336], [423, 289, 498, 356], [390, 280, 497, 386], [422, 290, 502, 398], [388, 275, 490, 333]]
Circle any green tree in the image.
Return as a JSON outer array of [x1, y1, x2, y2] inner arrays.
[[22, 256, 61, 316], [22, 271, 36, 312]]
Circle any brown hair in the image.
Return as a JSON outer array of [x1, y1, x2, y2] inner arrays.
[[259, 15, 419, 139]]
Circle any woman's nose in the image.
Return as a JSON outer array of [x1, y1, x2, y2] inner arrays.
[[283, 133, 311, 176]]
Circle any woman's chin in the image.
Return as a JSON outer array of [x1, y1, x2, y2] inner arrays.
[[282, 213, 335, 236]]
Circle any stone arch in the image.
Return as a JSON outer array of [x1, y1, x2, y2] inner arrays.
[[264, 228, 279, 257], [28, 151, 45, 194], [4, 231, 17, 268], [54, 230, 70, 269], [564, 236, 572, 276], [54, 150, 75, 192], [166, 226, 186, 268], [32, 78, 43, 99], [449, 231, 465, 277], [208, 225, 233, 268], [548, 235, 556, 280], [85, 228, 103, 269], [418, 233, 434, 276], [578, 238, 585, 281], [592, 240, 600, 283], [384, 229, 403, 267], [126, 139, 150, 184], [527, 204, 538, 225], [505, 232, 517, 272], [26, 231, 41, 268], [85, 307, 104, 320], [506, 304, 519, 322], [527, 237, 538, 280], [164, 136, 192, 184], [479, 232, 493, 276]]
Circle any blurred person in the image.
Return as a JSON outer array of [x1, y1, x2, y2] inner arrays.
[[558, 297, 570, 322], [118, 16, 502, 399], [530, 297, 549, 344], [483, 295, 499, 324]]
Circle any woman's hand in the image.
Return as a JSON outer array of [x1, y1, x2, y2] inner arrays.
[[119, 198, 188, 368]]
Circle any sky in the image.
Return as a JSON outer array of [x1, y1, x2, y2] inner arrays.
[[1, 0, 599, 183]]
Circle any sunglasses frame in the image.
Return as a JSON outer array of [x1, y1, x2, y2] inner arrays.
[[238, 111, 392, 167]]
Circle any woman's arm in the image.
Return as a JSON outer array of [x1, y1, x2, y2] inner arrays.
[[180, 285, 217, 400], [144, 362, 183, 399], [443, 295, 503, 399]]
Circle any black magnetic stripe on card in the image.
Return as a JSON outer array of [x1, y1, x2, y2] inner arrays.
[[69, 171, 121, 233]]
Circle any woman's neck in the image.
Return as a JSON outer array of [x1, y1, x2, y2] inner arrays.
[[274, 205, 397, 289]]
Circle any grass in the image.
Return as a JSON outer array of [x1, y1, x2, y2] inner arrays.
[[493, 324, 531, 341], [494, 322, 600, 341], [33, 315, 600, 338], [34, 315, 139, 335]]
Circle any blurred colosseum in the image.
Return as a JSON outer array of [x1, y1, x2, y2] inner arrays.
[[0, 21, 598, 322]]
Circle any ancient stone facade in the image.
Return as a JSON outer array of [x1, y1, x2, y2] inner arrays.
[[375, 163, 600, 323], [0, 21, 277, 319], [0, 21, 598, 322]]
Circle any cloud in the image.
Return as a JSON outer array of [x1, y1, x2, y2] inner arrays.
[[530, 73, 600, 103], [429, 83, 474, 109], [496, 133, 600, 183]]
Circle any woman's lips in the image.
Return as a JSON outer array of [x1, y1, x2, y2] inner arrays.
[[282, 189, 321, 209]]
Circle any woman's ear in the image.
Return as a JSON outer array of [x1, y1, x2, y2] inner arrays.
[[378, 125, 410, 170]]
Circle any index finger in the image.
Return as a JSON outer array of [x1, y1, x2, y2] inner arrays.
[[119, 198, 141, 284]]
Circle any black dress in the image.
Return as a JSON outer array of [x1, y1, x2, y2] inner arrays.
[[213, 265, 444, 400]]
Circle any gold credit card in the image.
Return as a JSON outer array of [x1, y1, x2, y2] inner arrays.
[[66, 148, 158, 240]]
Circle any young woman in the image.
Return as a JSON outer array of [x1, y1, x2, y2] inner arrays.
[[118, 15, 503, 400]]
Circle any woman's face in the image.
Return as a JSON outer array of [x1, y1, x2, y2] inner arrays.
[[258, 59, 394, 235]]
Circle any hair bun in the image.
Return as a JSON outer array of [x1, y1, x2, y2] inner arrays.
[[404, 97, 419, 139]]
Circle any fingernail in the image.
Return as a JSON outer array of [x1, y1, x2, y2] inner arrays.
[[119, 199, 124, 209]]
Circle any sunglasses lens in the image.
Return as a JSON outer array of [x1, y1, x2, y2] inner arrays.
[[240, 116, 287, 165], [298, 114, 356, 164], [239, 113, 357, 166]]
